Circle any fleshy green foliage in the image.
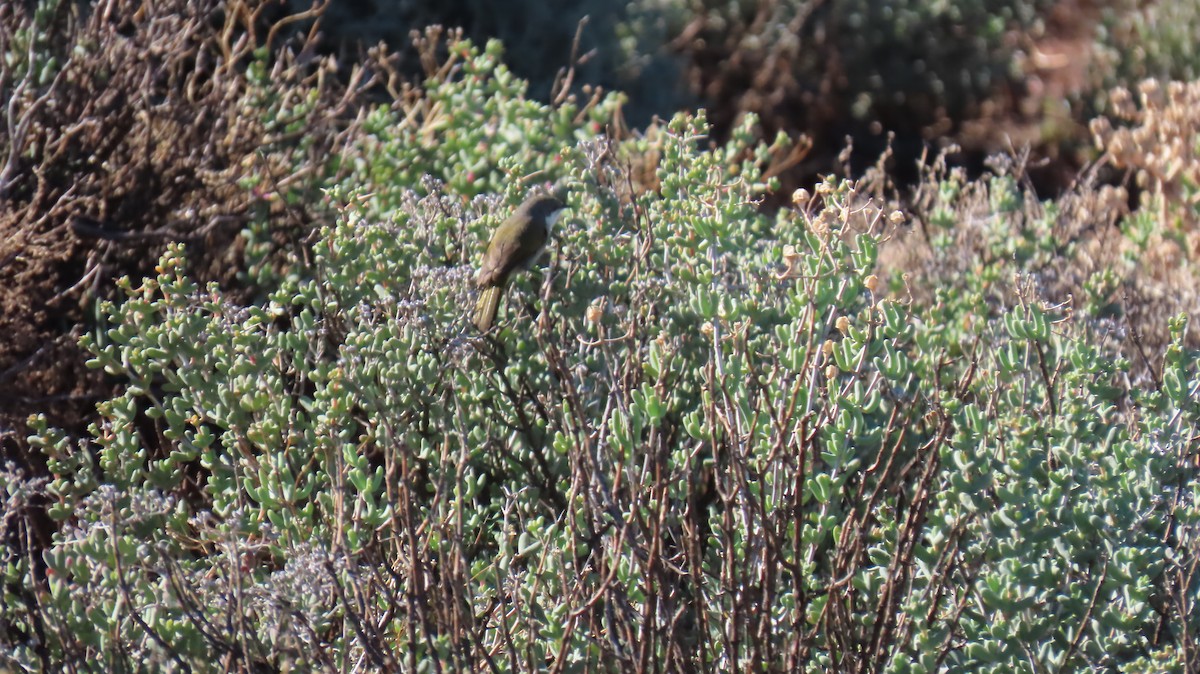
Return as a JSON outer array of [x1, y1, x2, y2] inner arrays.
[[340, 36, 624, 213], [4, 34, 1199, 674], [898, 292, 1183, 671], [872, 139, 1200, 672]]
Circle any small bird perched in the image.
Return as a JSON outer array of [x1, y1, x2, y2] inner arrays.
[[473, 193, 567, 331]]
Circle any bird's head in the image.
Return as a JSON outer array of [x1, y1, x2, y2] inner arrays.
[[526, 193, 568, 232]]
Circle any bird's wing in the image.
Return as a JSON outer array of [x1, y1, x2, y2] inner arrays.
[[476, 205, 550, 287], [476, 237, 522, 287]]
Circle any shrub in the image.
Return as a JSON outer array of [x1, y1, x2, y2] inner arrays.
[[9, 108, 1200, 671], [623, 0, 1060, 185], [1090, 79, 1200, 232], [334, 29, 623, 212], [881, 73, 1200, 374], [3, 8, 1198, 673], [0, 0, 369, 442], [1098, 1, 1200, 85]]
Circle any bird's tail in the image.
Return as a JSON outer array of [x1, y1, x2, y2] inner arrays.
[[473, 284, 505, 332]]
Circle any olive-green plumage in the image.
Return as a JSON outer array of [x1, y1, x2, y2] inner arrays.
[[473, 193, 566, 331]]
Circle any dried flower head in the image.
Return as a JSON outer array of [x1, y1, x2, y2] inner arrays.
[[586, 297, 606, 324]]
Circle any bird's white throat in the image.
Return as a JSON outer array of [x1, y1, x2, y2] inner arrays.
[[545, 208, 565, 232]]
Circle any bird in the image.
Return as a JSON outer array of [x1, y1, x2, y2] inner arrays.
[[473, 192, 567, 332]]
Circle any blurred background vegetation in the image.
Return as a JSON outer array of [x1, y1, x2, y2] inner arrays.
[[298, 0, 1200, 188], [2, 0, 1199, 671]]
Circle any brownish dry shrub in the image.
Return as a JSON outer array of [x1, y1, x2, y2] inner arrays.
[[0, 0, 369, 451], [1090, 78, 1200, 234]]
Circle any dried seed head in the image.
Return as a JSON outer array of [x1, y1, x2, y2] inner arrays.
[[782, 244, 801, 264], [586, 297, 605, 324]]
